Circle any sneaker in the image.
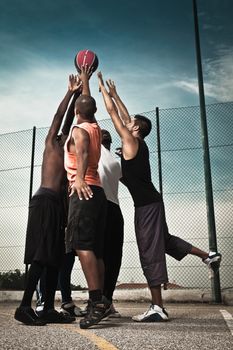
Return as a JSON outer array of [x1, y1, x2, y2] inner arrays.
[[203, 252, 222, 271], [60, 302, 84, 317], [109, 304, 121, 318], [14, 306, 47, 326], [132, 304, 169, 322], [40, 309, 76, 323], [35, 302, 44, 317], [79, 298, 111, 329]]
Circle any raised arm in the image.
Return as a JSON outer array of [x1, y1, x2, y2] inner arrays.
[[46, 75, 81, 143], [98, 72, 138, 159], [106, 79, 131, 125], [98, 72, 123, 133], [61, 90, 81, 136], [79, 64, 93, 96]]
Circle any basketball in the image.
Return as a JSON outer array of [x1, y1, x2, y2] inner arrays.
[[74, 50, 99, 74]]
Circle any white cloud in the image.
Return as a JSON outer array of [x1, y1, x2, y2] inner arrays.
[[0, 57, 196, 133], [204, 47, 233, 101], [0, 61, 111, 133], [171, 47, 233, 103]]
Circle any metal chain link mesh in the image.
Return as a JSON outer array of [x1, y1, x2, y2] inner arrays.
[[0, 102, 232, 290]]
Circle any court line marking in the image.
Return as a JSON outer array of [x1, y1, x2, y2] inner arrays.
[[220, 309, 233, 336], [61, 324, 119, 350], [1, 312, 119, 349]]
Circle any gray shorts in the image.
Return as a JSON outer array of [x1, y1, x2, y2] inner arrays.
[[135, 201, 192, 287]]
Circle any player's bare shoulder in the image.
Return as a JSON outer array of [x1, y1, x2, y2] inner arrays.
[[43, 133, 64, 165]]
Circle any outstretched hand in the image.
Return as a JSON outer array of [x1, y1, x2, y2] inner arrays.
[[79, 64, 93, 83], [68, 75, 82, 93], [97, 71, 105, 91], [106, 79, 117, 97]]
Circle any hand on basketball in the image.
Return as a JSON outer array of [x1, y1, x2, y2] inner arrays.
[[79, 64, 93, 82], [106, 80, 117, 97], [70, 178, 93, 200], [68, 75, 82, 93]]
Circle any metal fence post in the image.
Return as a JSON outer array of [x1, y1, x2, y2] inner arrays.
[[156, 107, 163, 198], [192, 0, 221, 302], [25, 126, 36, 281], [156, 107, 168, 290]]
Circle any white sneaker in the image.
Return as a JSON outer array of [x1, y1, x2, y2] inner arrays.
[[132, 304, 169, 322], [35, 302, 44, 317], [203, 252, 222, 271]]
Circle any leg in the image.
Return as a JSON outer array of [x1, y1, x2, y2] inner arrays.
[[58, 251, 84, 316], [14, 261, 47, 326], [103, 203, 124, 302], [150, 285, 163, 307], [190, 247, 221, 270], [43, 265, 59, 311], [77, 250, 102, 292], [97, 258, 105, 291], [67, 188, 111, 329], [190, 246, 208, 260], [36, 267, 47, 307], [132, 203, 169, 323], [135, 203, 169, 293], [20, 261, 44, 307], [59, 251, 75, 303], [164, 212, 221, 269], [41, 265, 75, 324]]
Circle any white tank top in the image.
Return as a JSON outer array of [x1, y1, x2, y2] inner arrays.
[[98, 145, 122, 205]]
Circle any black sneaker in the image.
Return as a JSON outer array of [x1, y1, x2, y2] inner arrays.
[[14, 307, 47, 326], [41, 309, 76, 323], [203, 252, 222, 271], [79, 298, 111, 329], [60, 302, 84, 317]]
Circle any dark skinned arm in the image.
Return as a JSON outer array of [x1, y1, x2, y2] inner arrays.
[[61, 90, 81, 136], [46, 75, 81, 144]]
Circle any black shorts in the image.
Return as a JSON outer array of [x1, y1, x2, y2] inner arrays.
[[24, 188, 65, 267], [65, 186, 107, 258]]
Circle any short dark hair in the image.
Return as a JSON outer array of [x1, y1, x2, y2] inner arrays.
[[101, 129, 112, 146], [75, 95, 97, 119], [134, 114, 152, 138]]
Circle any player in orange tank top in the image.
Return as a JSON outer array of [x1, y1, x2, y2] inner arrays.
[[64, 65, 111, 329]]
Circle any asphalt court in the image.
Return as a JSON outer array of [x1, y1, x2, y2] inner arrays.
[[0, 302, 233, 350]]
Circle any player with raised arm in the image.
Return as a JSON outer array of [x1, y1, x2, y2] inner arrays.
[[14, 74, 81, 326], [98, 72, 221, 322], [64, 66, 111, 329]]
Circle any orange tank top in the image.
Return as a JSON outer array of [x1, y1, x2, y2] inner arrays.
[[64, 122, 102, 187]]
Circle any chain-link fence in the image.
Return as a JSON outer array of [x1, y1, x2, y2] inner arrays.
[[0, 102, 232, 290]]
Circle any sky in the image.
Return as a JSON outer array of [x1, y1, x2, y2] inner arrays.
[[0, 0, 233, 134]]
